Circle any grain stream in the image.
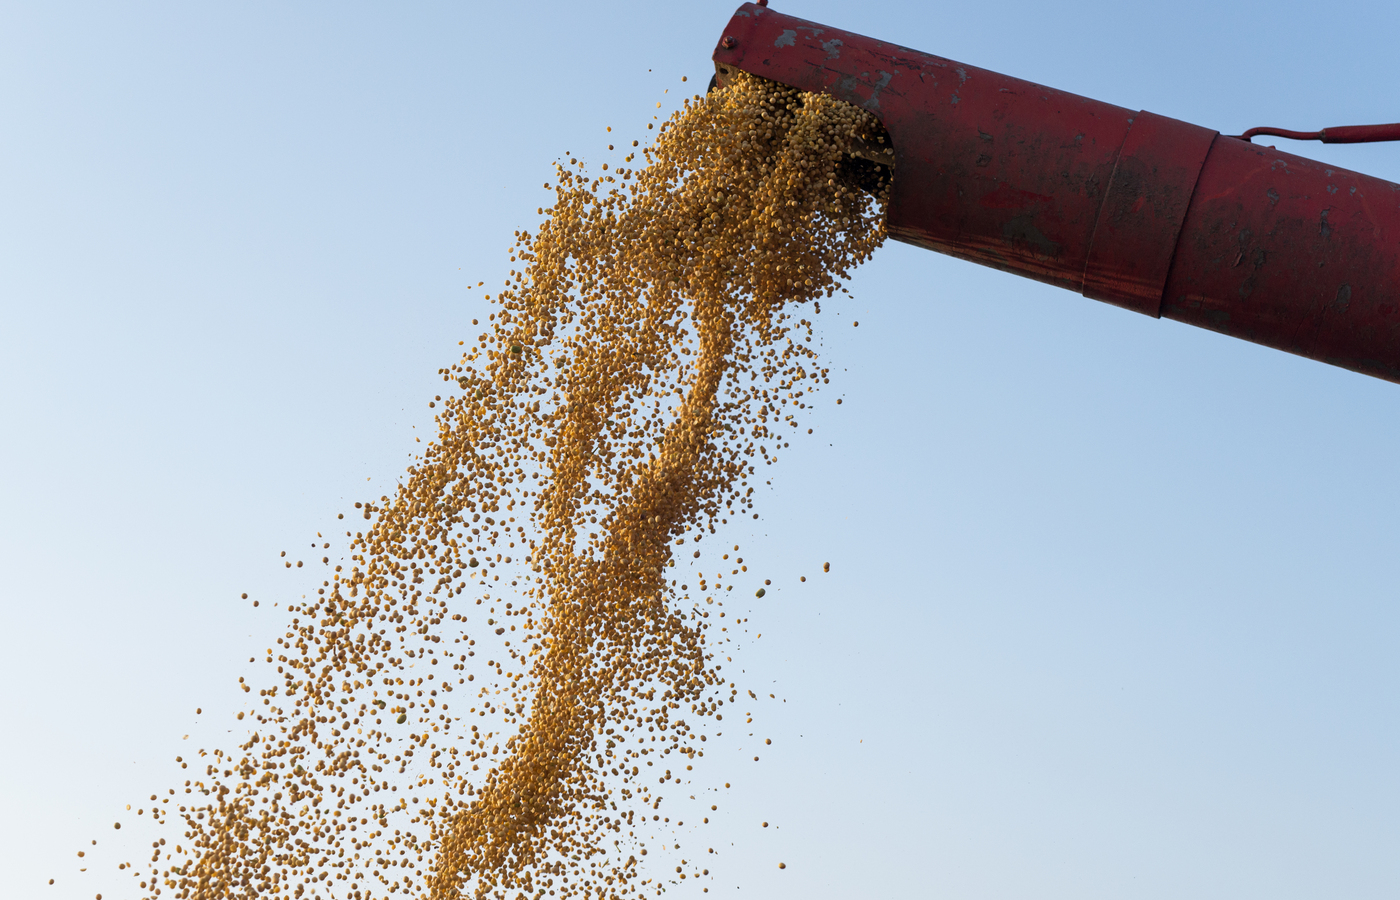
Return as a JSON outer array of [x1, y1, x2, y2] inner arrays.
[[118, 71, 889, 900]]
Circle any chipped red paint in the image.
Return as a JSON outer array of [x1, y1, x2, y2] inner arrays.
[[714, 3, 1400, 383]]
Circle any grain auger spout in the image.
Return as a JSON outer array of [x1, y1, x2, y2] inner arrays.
[[715, 2, 1400, 384]]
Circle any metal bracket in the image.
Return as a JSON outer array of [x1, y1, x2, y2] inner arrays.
[[1233, 123, 1400, 144]]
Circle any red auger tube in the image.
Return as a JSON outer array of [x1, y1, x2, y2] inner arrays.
[[714, 3, 1400, 383]]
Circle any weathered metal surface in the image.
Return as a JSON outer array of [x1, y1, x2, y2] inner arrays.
[[714, 2, 1400, 383], [1082, 112, 1216, 316], [1162, 137, 1400, 381]]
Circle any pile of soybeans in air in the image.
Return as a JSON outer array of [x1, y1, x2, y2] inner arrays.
[[113, 70, 890, 900]]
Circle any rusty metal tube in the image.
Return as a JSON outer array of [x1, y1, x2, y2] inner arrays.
[[714, 3, 1400, 383]]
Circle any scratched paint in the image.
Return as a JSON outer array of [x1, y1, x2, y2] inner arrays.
[[863, 71, 893, 111]]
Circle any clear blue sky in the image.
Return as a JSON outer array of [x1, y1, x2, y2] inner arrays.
[[4, 1, 1400, 898]]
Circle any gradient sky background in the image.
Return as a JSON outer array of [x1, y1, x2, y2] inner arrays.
[[4, 1, 1400, 897]]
